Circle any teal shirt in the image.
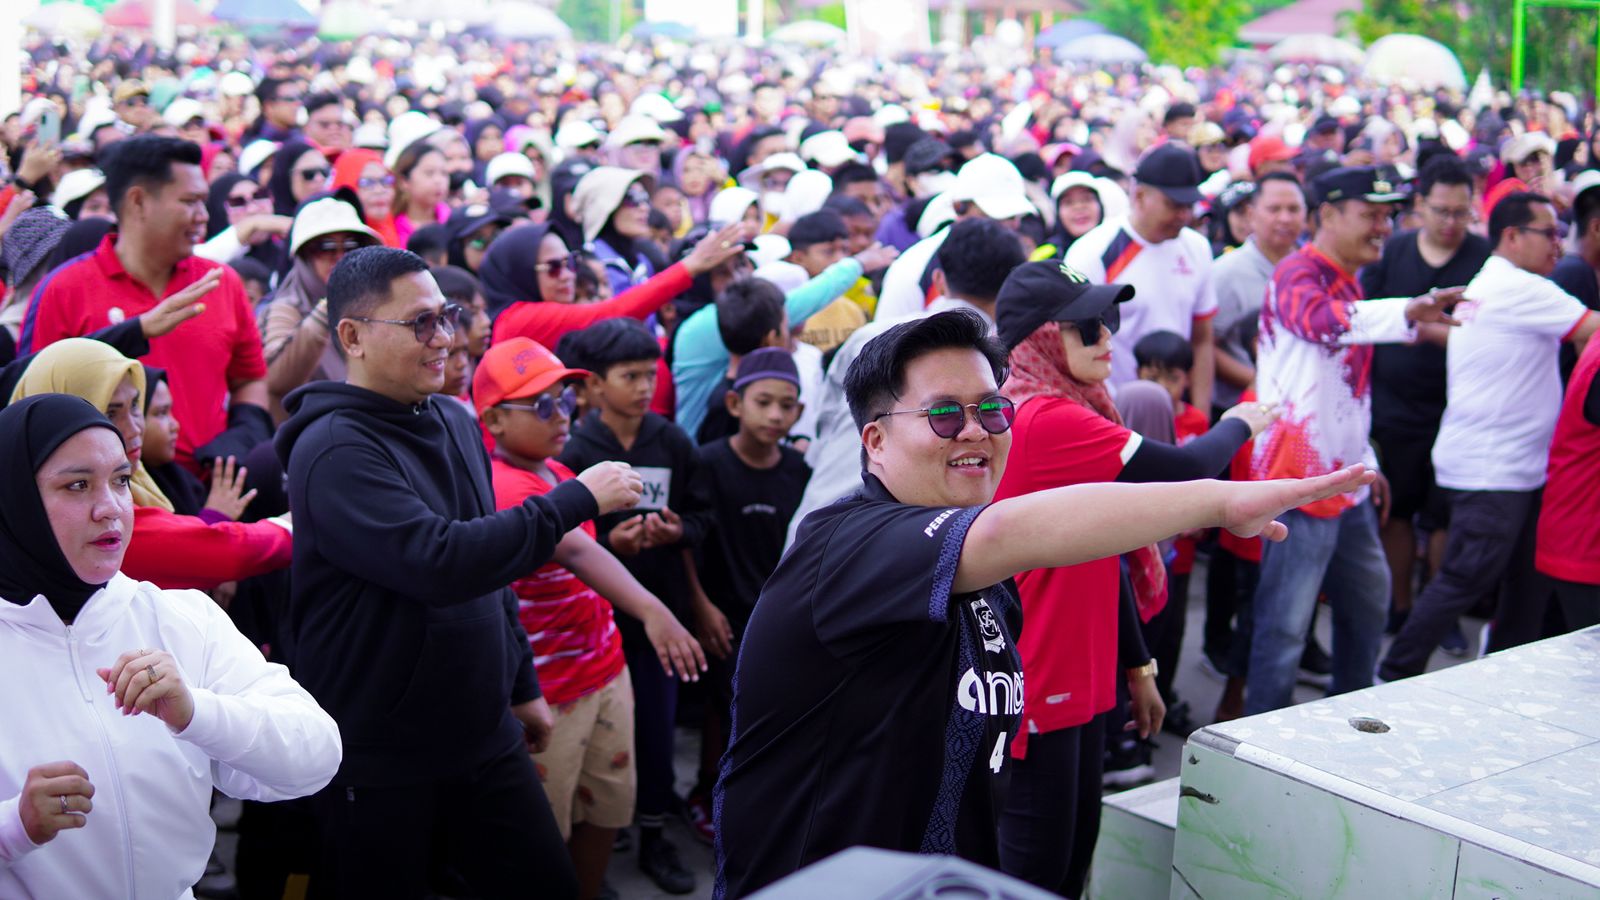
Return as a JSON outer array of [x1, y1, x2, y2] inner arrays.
[[671, 258, 863, 439]]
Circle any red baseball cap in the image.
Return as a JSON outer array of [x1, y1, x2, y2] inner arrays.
[[1248, 136, 1297, 173], [472, 337, 589, 415]]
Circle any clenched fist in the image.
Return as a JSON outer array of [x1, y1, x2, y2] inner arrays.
[[577, 461, 644, 515]]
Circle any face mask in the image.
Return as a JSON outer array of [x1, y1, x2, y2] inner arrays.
[[914, 171, 957, 198]]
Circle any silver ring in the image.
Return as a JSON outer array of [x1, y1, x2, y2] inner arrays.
[[59, 795, 68, 815]]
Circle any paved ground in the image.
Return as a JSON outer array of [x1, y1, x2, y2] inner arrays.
[[214, 556, 1483, 900]]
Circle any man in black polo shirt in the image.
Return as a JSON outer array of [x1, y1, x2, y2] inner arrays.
[[1358, 156, 1491, 641], [712, 309, 1377, 897]]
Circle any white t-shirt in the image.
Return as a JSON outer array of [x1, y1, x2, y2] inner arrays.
[[1433, 254, 1592, 491], [1065, 218, 1219, 387], [874, 229, 949, 321]]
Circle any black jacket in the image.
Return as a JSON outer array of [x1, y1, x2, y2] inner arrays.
[[276, 382, 598, 786]]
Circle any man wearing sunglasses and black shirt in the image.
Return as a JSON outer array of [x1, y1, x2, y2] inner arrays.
[[713, 308, 1379, 898], [277, 246, 645, 899]]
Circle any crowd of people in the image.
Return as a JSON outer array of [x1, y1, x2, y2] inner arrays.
[[3, 20, 1600, 900]]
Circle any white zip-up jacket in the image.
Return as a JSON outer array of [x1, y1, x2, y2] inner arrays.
[[0, 573, 342, 898]]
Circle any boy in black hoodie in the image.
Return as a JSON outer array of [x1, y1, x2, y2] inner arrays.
[[558, 318, 710, 896], [276, 247, 643, 900]]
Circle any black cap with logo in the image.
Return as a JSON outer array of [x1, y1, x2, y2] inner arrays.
[[1312, 165, 1407, 206], [995, 260, 1136, 351], [1134, 143, 1206, 205]]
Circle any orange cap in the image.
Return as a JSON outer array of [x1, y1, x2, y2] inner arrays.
[[1248, 136, 1296, 173], [472, 337, 589, 415]]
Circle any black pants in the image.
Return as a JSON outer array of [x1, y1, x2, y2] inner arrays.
[[1380, 489, 1543, 681], [997, 713, 1107, 899], [1545, 574, 1600, 632], [1148, 571, 1189, 704], [310, 746, 577, 900], [1203, 543, 1237, 666], [624, 628, 679, 827]]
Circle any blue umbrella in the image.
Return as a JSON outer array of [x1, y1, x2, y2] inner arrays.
[[213, 0, 316, 26], [1035, 19, 1108, 50]]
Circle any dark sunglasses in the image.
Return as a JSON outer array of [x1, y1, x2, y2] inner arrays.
[[312, 238, 367, 255], [1068, 306, 1121, 346], [346, 303, 464, 343], [538, 254, 580, 277], [296, 167, 331, 182], [620, 185, 651, 208], [225, 191, 263, 208], [499, 385, 579, 421], [358, 174, 396, 189], [875, 396, 1016, 440]]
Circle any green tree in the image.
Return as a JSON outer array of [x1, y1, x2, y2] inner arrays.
[[1081, 0, 1253, 68]]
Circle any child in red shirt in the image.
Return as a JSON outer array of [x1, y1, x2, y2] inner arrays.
[[477, 337, 705, 900]]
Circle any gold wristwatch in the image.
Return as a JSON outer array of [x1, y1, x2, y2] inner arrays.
[[1126, 660, 1159, 681]]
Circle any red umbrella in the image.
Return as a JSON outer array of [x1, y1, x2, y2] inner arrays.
[[102, 0, 212, 28]]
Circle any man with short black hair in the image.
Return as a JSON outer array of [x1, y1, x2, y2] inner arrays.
[[1552, 171, 1600, 377], [1245, 166, 1462, 715], [303, 91, 353, 152], [1067, 142, 1219, 410], [715, 308, 1375, 897], [1359, 155, 1492, 640], [1379, 192, 1598, 680], [1213, 173, 1308, 409], [277, 246, 643, 899], [1163, 102, 1198, 141], [21, 135, 270, 473], [250, 77, 303, 142]]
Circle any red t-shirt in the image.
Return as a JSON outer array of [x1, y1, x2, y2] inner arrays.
[[21, 236, 267, 471], [993, 397, 1139, 756], [1171, 402, 1210, 575], [490, 457, 625, 706], [1219, 388, 1263, 563], [1537, 339, 1600, 584]]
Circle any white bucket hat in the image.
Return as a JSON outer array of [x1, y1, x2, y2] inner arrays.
[[289, 197, 382, 257]]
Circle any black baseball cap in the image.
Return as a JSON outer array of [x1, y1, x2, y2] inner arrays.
[[995, 260, 1136, 351], [1310, 116, 1341, 136], [1312, 165, 1406, 206], [1134, 143, 1205, 205], [447, 200, 517, 240], [904, 137, 955, 175]]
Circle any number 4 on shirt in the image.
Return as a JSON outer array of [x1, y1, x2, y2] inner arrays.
[[990, 732, 1008, 773]]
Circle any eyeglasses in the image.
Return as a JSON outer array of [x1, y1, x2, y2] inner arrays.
[[358, 174, 396, 189], [296, 167, 331, 182], [620, 185, 651, 208], [1068, 306, 1121, 346], [311, 237, 368, 255], [345, 303, 464, 343], [1424, 205, 1474, 223], [538, 254, 580, 277], [1515, 225, 1564, 242], [226, 191, 263, 208], [499, 385, 579, 421], [874, 396, 1016, 439]]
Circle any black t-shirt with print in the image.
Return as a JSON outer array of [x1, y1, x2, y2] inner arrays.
[[694, 438, 812, 634], [712, 473, 1022, 899]]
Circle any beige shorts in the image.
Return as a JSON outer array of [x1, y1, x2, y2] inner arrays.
[[533, 668, 636, 839]]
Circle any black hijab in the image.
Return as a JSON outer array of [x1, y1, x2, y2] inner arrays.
[[141, 367, 206, 517], [267, 140, 322, 217], [206, 172, 255, 240], [478, 222, 563, 323], [0, 394, 124, 622]]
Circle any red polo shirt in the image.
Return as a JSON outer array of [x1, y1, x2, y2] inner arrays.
[[21, 235, 267, 470]]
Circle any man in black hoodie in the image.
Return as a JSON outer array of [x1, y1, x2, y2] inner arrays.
[[276, 246, 642, 900]]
